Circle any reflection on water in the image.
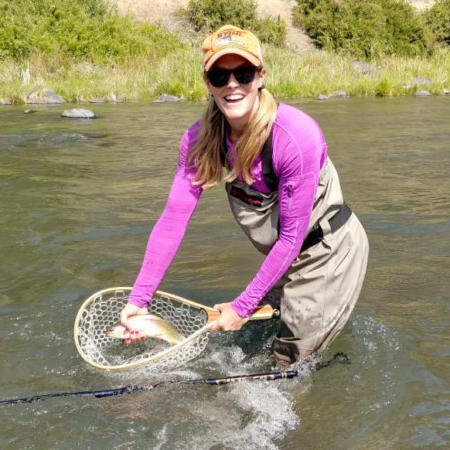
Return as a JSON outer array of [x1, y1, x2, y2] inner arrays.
[[0, 98, 449, 448]]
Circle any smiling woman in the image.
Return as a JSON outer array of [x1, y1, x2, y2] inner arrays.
[[120, 24, 370, 368]]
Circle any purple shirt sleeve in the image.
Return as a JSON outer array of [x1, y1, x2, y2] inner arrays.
[[128, 123, 203, 308], [230, 105, 327, 317]]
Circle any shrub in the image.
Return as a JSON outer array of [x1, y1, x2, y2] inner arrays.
[[293, 0, 434, 60], [425, 0, 450, 45], [0, 0, 181, 63], [185, 0, 286, 46]]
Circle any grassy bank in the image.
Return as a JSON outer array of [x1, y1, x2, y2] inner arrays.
[[1, 45, 450, 104]]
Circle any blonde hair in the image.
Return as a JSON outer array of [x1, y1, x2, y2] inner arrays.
[[188, 88, 278, 189]]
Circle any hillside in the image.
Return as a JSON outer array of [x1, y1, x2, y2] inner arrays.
[[115, 0, 436, 52]]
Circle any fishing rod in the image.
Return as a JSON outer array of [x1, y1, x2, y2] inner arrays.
[[0, 352, 349, 406]]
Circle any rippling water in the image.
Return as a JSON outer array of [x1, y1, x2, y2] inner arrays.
[[0, 98, 449, 449]]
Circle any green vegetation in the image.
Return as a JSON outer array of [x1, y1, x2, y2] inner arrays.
[[2, 45, 449, 103], [185, 0, 287, 46], [293, 0, 434, 60], [0, 0, 450, 103], [0, 0, 181, 63], [425, 0, 450, 45]]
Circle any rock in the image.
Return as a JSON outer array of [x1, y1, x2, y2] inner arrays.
[[153, 94, 182, 103], [415, 90, 431, 97], [444, 89, 450, 96], [27, 89, 66, 104], [0, 99, 12, 105], [61, 108, 96, 119], [89, 98, 104, 103], [316, 94, 330, 100], [405, 77, 432, 89], [329, 90, 349, 99], [353, 61, 377, 75], [109, 93, 125, 103], [24, 109, 37, 114]]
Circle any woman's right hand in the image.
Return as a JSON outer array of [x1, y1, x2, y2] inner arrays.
[[120, 303, 148, 344]]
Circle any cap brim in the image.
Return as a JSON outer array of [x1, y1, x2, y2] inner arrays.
[[204, 48, 261, 71]]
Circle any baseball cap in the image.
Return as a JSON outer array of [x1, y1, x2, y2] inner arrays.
[[202, 25, 264, 71]]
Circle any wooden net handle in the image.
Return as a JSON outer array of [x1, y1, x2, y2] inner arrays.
[[205, 304, 276, 323]]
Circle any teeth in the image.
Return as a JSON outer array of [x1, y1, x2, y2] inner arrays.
[[225, 95, 244, 101]]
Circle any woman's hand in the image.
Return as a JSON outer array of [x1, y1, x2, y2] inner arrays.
[[120, 303, 148, 344], [210, 302, 248, 334]]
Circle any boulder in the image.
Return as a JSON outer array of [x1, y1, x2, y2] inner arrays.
[[89, 98, 104, 103], [415, 90, 431, 97], [444, 89, 450, 96], [329, 91, 349, 99], [353, 61, 377, 75], [316, 94, 330, 100], [153, 94, 183, 103], [0, 99, 12, 105], [24, 109, 37, 114], [27, 89, 66, 104], [61, 108, 96, 119], [405, 77, 432, 89], [109, 93, 125, 103]]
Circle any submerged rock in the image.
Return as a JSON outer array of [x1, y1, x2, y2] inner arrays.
[[61, 108, 96, 119], [153, 94, 183, 103], [24, 109, 37, 114], [89, 98, 104, 103], [0, 99, 12, 105], [405, 77, 432, 89], [415, 90, 431, 97], [27, 89, 66, 104]]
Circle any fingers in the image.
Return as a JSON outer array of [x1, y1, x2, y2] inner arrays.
[[210, 321, 221, 334], [124, 329, 147, 345]]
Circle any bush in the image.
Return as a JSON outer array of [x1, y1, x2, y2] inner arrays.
[[293, 0, 434, 60], [185, 0, 286, 46], [0, 0, 181, 63], [425, 0, 450, 45]]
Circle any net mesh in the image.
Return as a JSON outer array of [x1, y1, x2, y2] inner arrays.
[[75, 288, 211, 374]]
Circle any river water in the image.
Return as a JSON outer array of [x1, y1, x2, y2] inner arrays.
[[0, 97, 449, 449]]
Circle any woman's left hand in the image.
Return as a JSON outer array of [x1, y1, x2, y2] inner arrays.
[[211, 302, 248, 334]]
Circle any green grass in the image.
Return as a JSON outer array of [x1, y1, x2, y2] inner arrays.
[[1, 43, 450, 104], [1, 0, 449, 103]]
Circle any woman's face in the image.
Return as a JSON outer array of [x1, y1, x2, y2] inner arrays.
[[205, 54, 266, 129]]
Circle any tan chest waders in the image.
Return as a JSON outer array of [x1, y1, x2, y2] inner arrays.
[[222, 133, 369, 365]]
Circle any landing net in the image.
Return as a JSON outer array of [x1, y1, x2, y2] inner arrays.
[[74, 287, 211, 374]]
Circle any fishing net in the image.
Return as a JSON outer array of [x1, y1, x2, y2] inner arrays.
[[74, 287, 212, 374]]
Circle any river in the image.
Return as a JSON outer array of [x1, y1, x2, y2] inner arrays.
[[0, 97, 449, 449]]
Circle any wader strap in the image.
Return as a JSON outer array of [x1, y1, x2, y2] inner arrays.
[[220, 125, 279, 193], [300, 203, 352, 253], [260, 127, 278, 192]]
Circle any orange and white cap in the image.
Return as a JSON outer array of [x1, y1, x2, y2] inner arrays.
[[202, 25, 264, 71]]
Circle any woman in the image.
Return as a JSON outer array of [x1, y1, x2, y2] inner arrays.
[[120, 25, 369, 367]]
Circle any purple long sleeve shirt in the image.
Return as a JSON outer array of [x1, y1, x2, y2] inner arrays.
[[128, 103, 327, 317]]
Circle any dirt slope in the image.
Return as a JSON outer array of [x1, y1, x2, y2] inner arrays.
[[115, 0, 435, 52]]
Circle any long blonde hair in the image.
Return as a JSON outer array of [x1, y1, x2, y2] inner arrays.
[[188, 88, 278, 189]]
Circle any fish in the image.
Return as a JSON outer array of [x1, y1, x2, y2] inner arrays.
[[105, 314, 185, 346]]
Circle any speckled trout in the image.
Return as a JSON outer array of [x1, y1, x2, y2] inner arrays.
[[105, 314, 184, 346]]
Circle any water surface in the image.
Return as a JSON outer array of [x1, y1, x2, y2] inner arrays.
[[0, 97, 449, 449]]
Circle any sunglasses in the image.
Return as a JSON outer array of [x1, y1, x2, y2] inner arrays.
[[205, 66, 261, 88]]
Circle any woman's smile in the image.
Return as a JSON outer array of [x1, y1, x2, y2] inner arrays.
[[206, 54, 265, 133]]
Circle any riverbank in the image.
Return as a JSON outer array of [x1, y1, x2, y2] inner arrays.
[[1, 45, 449, 104]]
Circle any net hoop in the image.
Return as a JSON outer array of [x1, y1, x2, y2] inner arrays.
[[74, 287, 218, 372]]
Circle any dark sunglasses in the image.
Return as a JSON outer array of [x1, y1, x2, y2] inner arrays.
[[205, 66, 262, 88]]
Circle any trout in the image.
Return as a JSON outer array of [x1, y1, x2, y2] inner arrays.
[[105, 314, 184, 346]]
